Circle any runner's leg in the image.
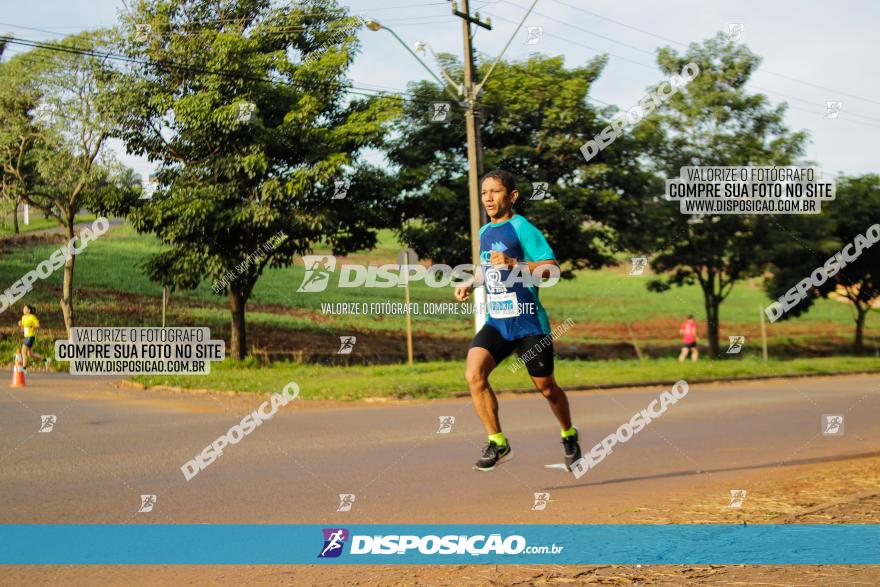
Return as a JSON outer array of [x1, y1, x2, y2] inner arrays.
[[465, 347, 501, 435], [531, 374, 572, 430]]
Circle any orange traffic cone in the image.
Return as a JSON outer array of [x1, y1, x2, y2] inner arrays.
[[10, 352, 26, 387]]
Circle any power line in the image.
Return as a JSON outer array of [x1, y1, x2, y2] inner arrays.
[[547, 0, 880, 108], [0, 14, 451, 39], [1, 35, 470, 115], [482, 9, 657, 71], [0, 35, 419, 104], [498, 0, 656, 57], [483, 5, 880, 128]]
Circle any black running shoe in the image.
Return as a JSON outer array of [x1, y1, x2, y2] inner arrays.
[[562, 427, 582, 472], [473, 441, 512, 471]]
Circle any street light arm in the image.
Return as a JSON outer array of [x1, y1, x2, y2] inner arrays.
[[372, 24, 465, 106], [475, 0, 539, 95], [426, 44, 464, 96]]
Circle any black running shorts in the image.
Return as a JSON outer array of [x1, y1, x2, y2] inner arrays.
[[469, 324, 554, 377]]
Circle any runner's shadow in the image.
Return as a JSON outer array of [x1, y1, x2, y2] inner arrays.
[[543, 449, 880, 491]]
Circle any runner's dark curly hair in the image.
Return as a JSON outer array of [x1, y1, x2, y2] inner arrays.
[[480, 169, 518, 196]]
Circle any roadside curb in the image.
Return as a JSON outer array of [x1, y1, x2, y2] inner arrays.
[[118, 369, 880, 401], [450, 369, 880, 398], [117, 379, 248, 398]]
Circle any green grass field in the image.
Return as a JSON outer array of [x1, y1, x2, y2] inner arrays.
[[2, 222, 874, 340], [1, 220, 878, 399]]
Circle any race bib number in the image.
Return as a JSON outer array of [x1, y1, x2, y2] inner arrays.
[[488, 292, 520, 319]]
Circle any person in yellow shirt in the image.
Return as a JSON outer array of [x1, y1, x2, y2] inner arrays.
[[19, 305, 50, 370]]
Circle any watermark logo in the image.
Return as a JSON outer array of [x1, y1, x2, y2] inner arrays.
[[39, 415, 57, 433], [181, 382, 300, 480], [581, 62, 699, 163], [667, 166, 833, 215], [727, 23, 744, 41], [138, 494, 157, 513], [213, 231, 287, 293], [530, 182, 550, 200], [140, 175, 157, 200], [235, 101, 256, 124], [337, 336, 356, 355], [437, 416, 455, 433], [727, 489, 747, 508], [525, 26, 543, 45], [629, 256, 648, 276], [297, 255, 337, 293], [319, 528, 349, 558], [825, 101, 842, 119], [822, 414, 844, 436], [531, 492, 550, 511], [726, 335, 745, 354], [431, 102, 450, 122], [570, 380, 689, 478], [298, 256, 559, 292], [33, 102, 57, 126], [0, 217, 111, 314], [332, 180, 350, 200], [765, 223, 879, 322], [337, 493, 356, 512], [302, 17, 364, 65], [57, 327, 224, 376], [349, 533, 538, 556], [133, 23, 152, 43], [510, 318, 575, 374]]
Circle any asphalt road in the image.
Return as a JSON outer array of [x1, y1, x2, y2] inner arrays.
[[1, 372, 878, 524]]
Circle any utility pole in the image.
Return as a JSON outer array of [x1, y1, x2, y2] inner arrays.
[[366, 1, 538, 333], [454, 0, 491, 263], [453, 0, 492, 331]]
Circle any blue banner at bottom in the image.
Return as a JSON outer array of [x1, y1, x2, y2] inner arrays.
[[1, 524, 877, 564]]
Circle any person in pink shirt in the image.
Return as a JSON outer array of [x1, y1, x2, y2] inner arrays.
[[678, 314, 699, 362]]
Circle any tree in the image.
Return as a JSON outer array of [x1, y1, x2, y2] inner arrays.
[[637, 34, 808, 356], [0, 46, 42, 236], [113, 0, 400, 359], [0, 62, 31, 234], [383, 54, 661, 276], [763, 175, 880, 352], [0, 35, 133, 330]]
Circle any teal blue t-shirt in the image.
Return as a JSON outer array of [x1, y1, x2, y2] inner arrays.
[[479, 214, 554, 340]]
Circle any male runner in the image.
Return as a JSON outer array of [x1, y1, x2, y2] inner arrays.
[[455, 169, 581, 472], [678, 314, 698, 362]]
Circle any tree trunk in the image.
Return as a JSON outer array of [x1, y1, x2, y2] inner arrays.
[[229, 287, 248, 360], [854, 304, 867, 353], [700, 271, 722, 357], [12, 198, 19, 235], [704, 291, 721, 357], [59, 222, 76, 334]]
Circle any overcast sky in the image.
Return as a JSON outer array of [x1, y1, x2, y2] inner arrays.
[[3, 0, 879, 180]]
